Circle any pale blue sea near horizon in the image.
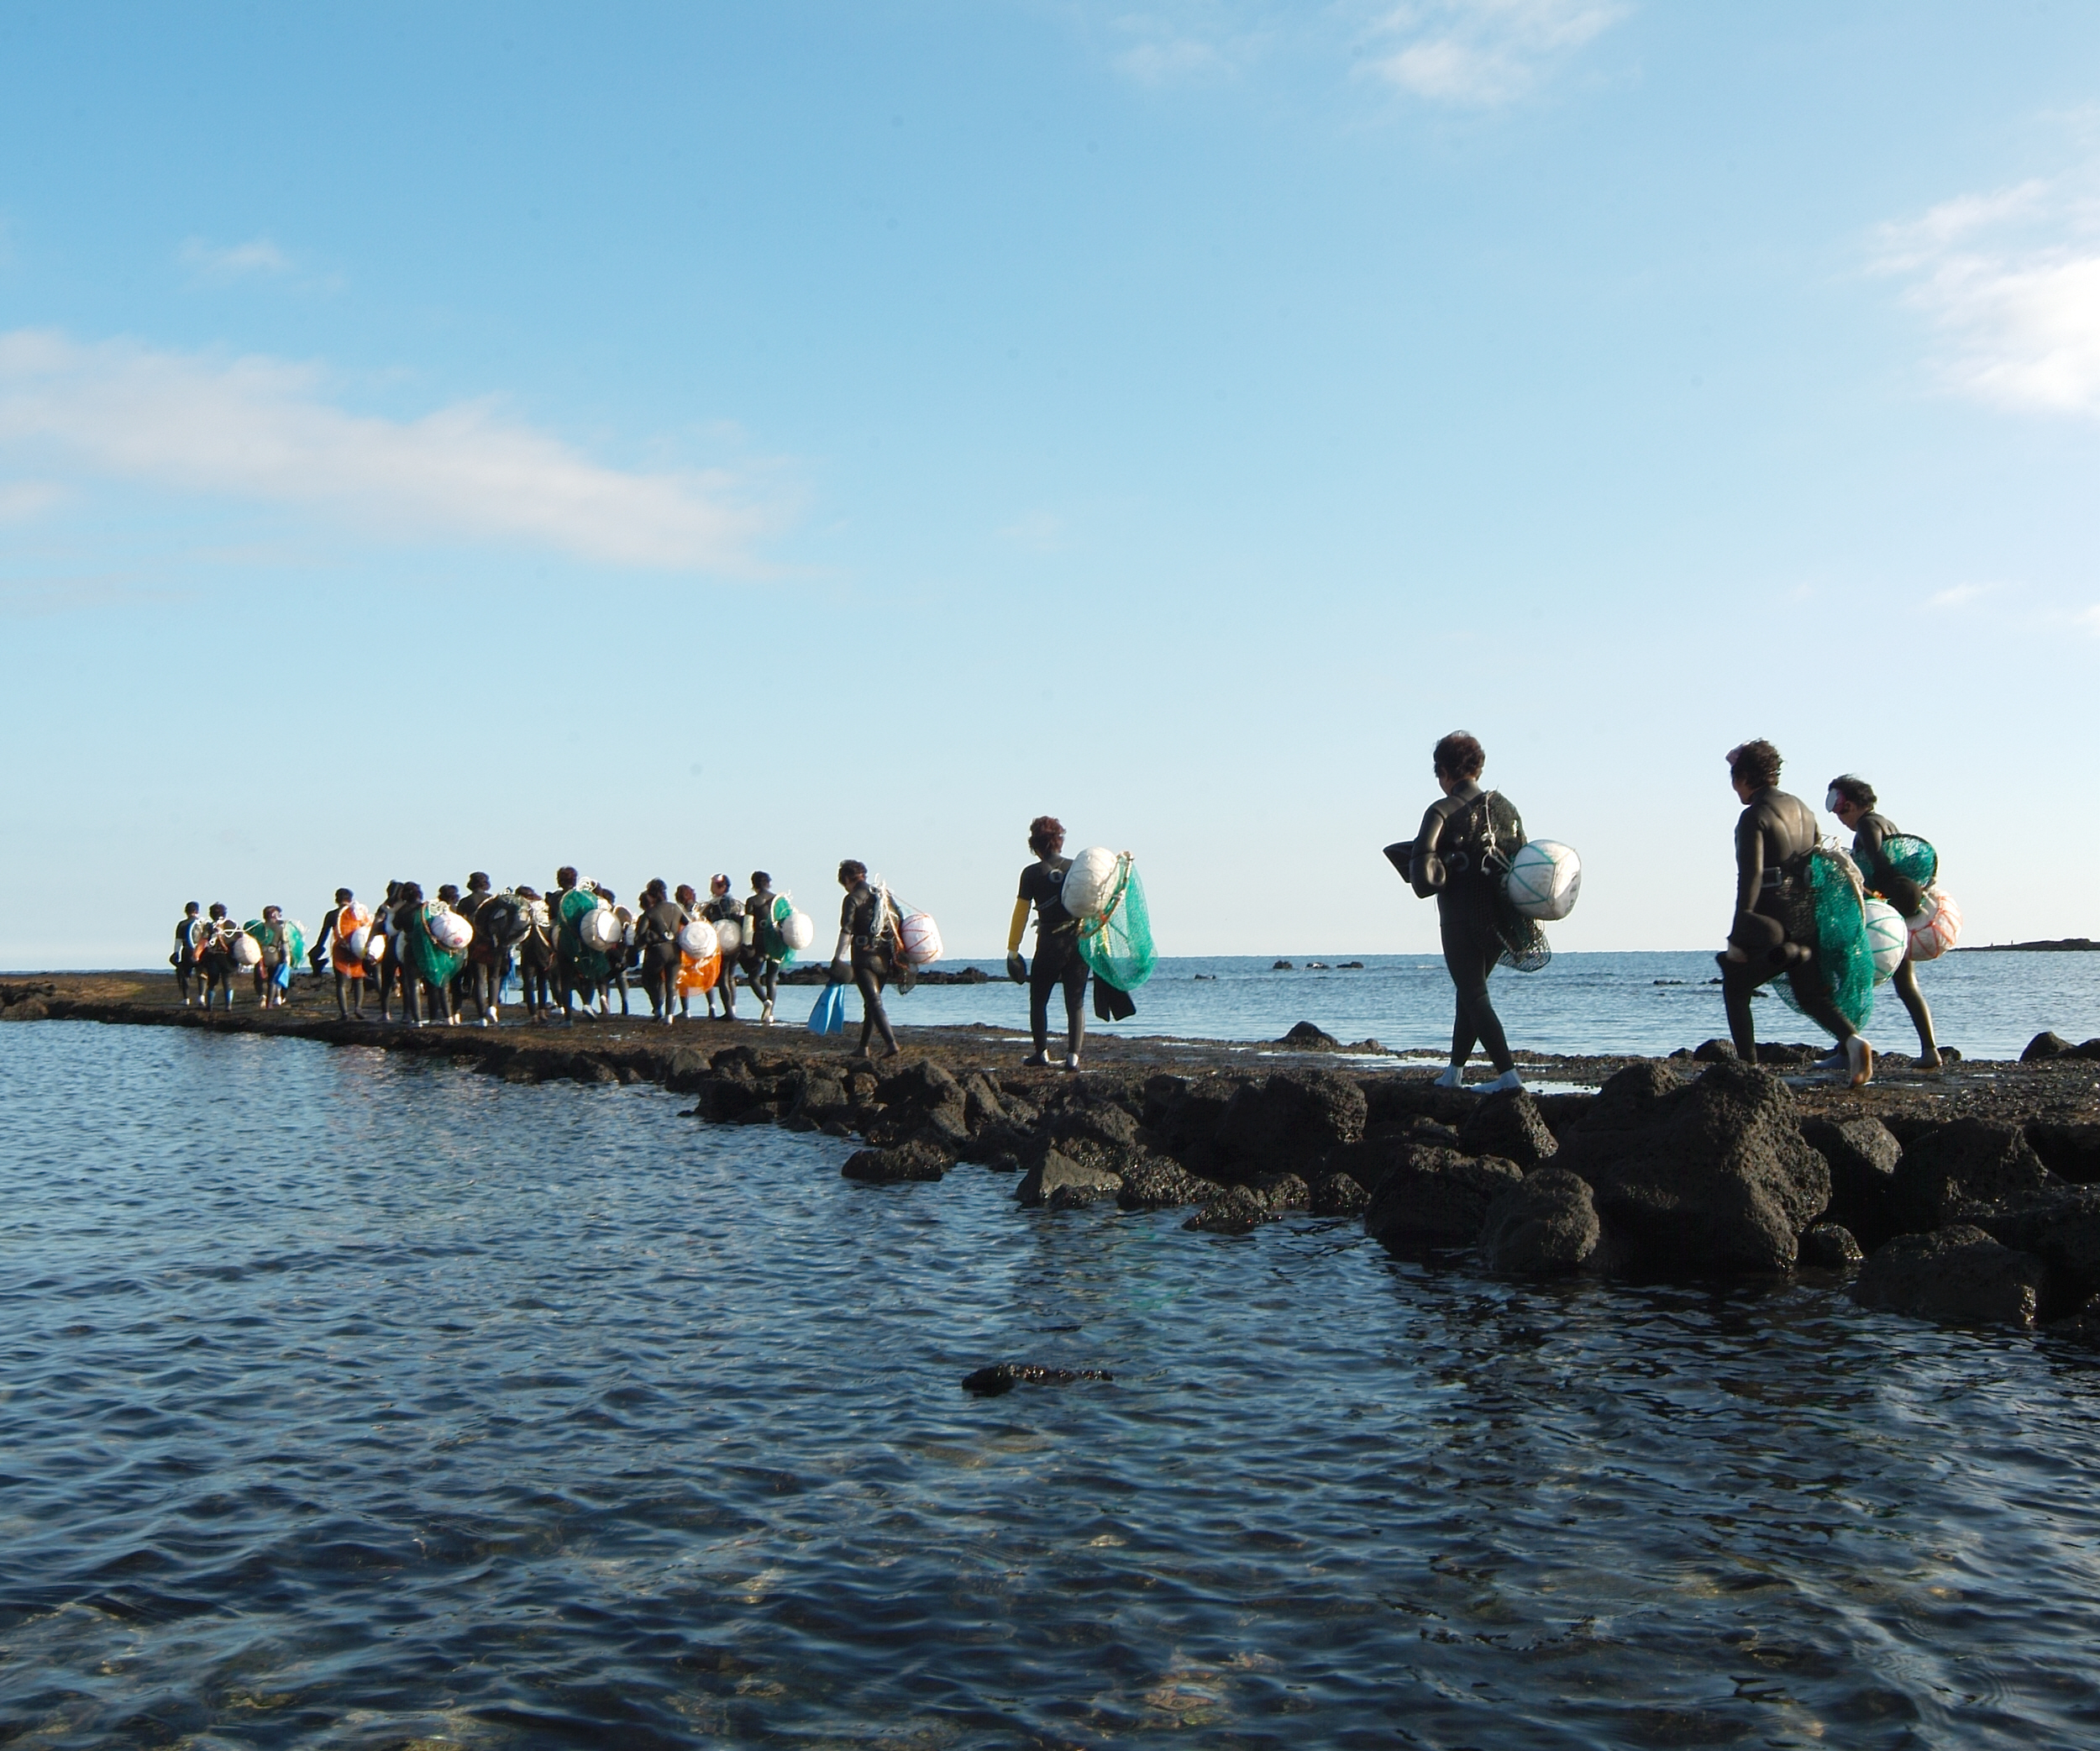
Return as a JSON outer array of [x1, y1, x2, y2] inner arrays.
[[831, 951, 2100, 1064]]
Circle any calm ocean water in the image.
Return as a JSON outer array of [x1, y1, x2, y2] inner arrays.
[[846, 951, 2100, 1062], [6, 1019, 2100, 1748]]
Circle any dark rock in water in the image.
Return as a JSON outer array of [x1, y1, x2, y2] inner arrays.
[[1116, 1155, 1222, 1212], [0, 996, 50, 1022], [1016, 1149, 1124, 1210], [1215, 1070, 1368, 1177], [1278, 1021, 1341, 1049], [1554, 1060, 1829, 1275], [1184, 1185, 1276, 1234], [1892, 1119, 2054, 1231], [962, 1363, 1113, 1396], [1798, 1223, 1865, 1270], [1477, 1168, 1599, 1274], [1853, 1226, 2045, 1327], [2023, 1031, 2074, 1062], [961, 1072, 1007, 1129], [1256, 1172, 1311, 1212], [1977, 1185, 2100, 1300], [1310, 1170, 1369, 1217], [1327, 1119, 1463, 1197], [2075, 1039, 2100, 1061], [2049, 1295, 2100, 1346], [2028, 1121, 2100, 1185], [1801, 1117, 1903, 1247], [1458, 1089, 1558, 1172], [841, 1138, 951, 1184], [1272, 960, 1294, 970], [1364, 1146, 1524, 1251], [1692, 1039, 1735, 1064]]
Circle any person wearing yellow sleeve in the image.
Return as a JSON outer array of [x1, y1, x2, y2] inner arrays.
[[1010, 814, 1086, 1070]]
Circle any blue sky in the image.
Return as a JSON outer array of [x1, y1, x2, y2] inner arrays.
[[3, 2, 2097, 966]]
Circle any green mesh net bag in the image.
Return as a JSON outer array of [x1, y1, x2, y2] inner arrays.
[[401, 904, 466, 988], [1076, 854, 1157, 991], [1877, 833, 1937, 891], [759, 894, 796, 968], [556, 887, 610, 981], [1774, 847, 1875, 1033]]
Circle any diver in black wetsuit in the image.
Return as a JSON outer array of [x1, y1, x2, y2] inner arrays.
[[1006, 814, 1086, 1071], [172, 902, 203, 1005], [1828, 774, 1940, 1069], [831, 859, 900, 1060], [1719, 739, 1874, 1086], [1403, 732, 1525, 1092]]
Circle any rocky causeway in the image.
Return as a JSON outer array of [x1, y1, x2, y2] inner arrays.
[[9, 970, 2100, 1334]]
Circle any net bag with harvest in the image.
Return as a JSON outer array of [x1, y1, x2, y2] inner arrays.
[[1074, 852, 1156, 992]]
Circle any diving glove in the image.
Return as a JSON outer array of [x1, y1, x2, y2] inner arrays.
[[1006, 952, 1027, 984], [827, 956, 851, 984]]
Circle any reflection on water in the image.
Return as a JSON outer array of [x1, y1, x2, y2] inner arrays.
[[4, 1021, 2100, 1748]]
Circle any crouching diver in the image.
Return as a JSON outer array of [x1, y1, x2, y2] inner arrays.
[[1006, 814, 1087, 1070], [1829, 773, 1939, 1069], [831, 859, 900, 1060], [1389, 732, 1528, 1091], [1719, 739, 1873, 1086]]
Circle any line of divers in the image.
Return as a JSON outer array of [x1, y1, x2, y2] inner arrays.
[[165, 734, 1942, 1086]]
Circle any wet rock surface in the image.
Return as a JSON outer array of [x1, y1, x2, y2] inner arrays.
[[1853, 1225, 2047, 1327], [1478, 1168, 1600, 1275]]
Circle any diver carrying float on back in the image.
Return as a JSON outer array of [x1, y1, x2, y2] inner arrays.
[[1719, 740, 1877, 1086], [1385, 732, 1570, 1092]]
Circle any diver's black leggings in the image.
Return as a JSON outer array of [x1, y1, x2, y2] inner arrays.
[[1030, 935, 1087, 1058], [853, 952, 897, 1054], [1440, 888, 1513, 1073], [1722, 952, 1855, 1059], [176, 960, 197, 1002]]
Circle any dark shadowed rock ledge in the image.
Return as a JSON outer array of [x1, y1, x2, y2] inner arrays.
[[13, 971, 2100, 1333]]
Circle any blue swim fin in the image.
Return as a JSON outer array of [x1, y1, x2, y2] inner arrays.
[[809, 982, 847, 1035]]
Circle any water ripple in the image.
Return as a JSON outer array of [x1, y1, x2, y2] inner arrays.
[[4, 1021, 2100, 1747]]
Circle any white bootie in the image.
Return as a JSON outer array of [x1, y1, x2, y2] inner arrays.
[[1432, 1064, 1464, 1090], [1483, 1069, 1525, 1093]]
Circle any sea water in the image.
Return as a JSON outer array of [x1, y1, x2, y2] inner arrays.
[[4, 1019, 2100, 1748], [859, 950, 2100, 1061]]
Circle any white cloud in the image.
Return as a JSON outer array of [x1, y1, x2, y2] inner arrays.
[[179, 236, 297, 284], [0, 329, 773, 571], [1928, 582, 2000, 610], [1368, 0, 1628, 105], [0, 479, 65, 523], [1877, 171, 2100, 416]]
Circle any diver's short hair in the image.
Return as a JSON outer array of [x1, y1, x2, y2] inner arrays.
[[838, 860, 867, 883], [1432, 732, 1485, 781], [1729, 740, 1782, 790], [1028, 816, 1065, 856]]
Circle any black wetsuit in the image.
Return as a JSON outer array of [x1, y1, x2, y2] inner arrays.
[[1410, 782, 1520, 1075], [173, 915, 202, 1001], [1019, 856, 1086, 1060], [744, 886, 784, 1009], [1851, 810, 1937, 1057], [841, 881, 898, 1054], [636, 898, 688, 1017], [702, 896, 743, 1015], [1722, 786, 1855, 1056]]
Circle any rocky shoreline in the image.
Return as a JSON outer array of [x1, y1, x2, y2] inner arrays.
[[8, 971, 2100, 1333]]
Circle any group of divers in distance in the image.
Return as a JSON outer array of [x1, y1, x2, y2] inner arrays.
[[165, 733, 1960, 1089]]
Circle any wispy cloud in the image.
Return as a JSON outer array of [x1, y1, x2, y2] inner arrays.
[[1876, 168, 2100, 417], [1367, 0, 1629, 106], [1927, 581, 2001, 610], [1106, 6, 1268, 87], [0, 330, 777, 571], [999, 508, 1068, 551], [0, 479, 64, 523], [178, 235, 297, 284]]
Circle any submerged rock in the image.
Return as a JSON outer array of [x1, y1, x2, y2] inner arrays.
[[841, 1138, 951, 1184], [1116, 1155, 1223, 1212], [1477, 1168, 1599, 1275], [1554, 1060, 1828, 1275], [1310, 1170, 1370, 1217], [1184, 1185, 1277, 1234], [1016, 1149, 1124, 1210], [1278, 1022, 1341, 1049], [1853, 1226, 2045, 1327], [961, 1363, 1113, 1396]]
